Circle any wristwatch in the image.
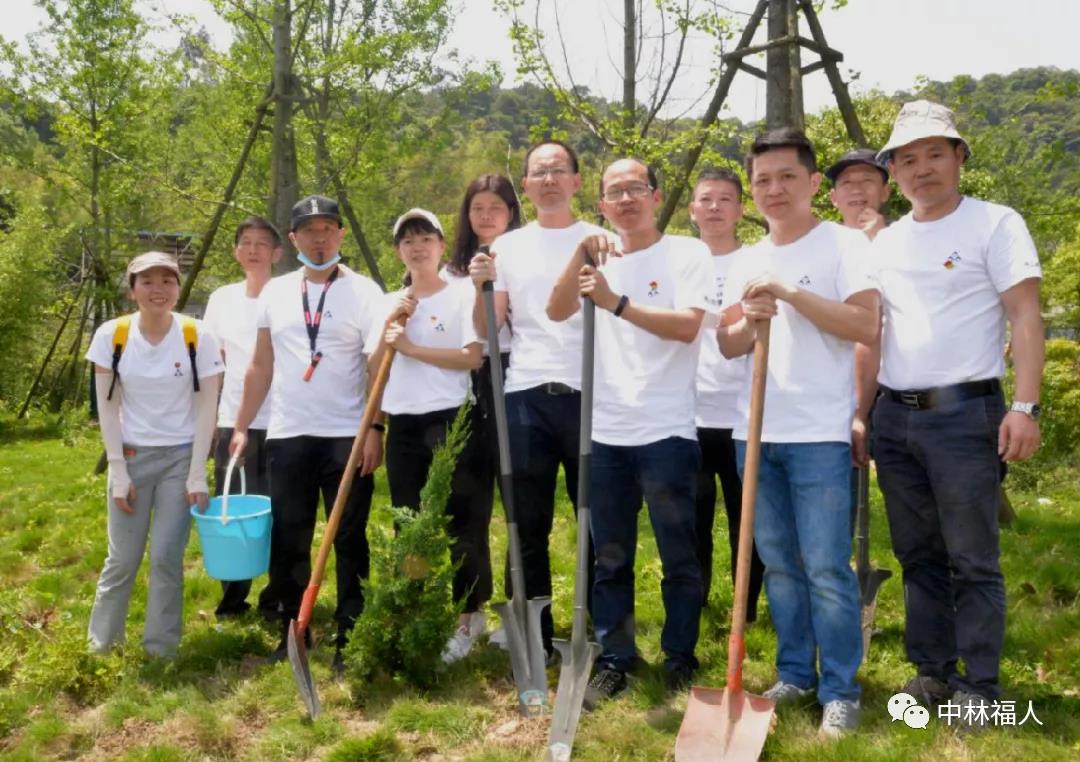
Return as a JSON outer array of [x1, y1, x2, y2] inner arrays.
[[1010, 401, 1041, 421]]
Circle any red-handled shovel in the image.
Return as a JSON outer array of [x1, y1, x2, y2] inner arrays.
[[675, 321, 775, 762]]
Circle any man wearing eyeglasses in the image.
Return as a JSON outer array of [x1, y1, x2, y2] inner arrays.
[[468, 140, 606, 660], [548, 158, 713, 706]]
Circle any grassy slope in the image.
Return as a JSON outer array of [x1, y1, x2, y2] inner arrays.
[[0, 414, 1077, 761]]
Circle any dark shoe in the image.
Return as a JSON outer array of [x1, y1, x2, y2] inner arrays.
[[332, 646, 346, 679], [949, 690, 992, 733], [214, 600, 251, 619], [267, 623, 310, 664], [664, 661, 696, 692], [903, 674, 953, 706], [583, 668, 627, 711]]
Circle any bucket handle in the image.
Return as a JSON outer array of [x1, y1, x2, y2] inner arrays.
[[220, 455, 248, 526]]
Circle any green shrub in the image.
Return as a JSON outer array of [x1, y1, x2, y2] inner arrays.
[[323, 729, 406, 762], [1006, 338, 1080, 490], [343, 407, 468, 688]]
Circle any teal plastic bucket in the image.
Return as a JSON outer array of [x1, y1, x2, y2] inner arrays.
[[191, 458, 272, 581]]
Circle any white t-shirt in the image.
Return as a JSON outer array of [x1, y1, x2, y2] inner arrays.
[[256, 265, 384, 439], [722, 221, 876, 444], [872, 197, 1042, 390], [493, 220, 607, 393], [203, 281, 271, 430], [365, 283, 480, 415], [441, 266, 512, 355], [696, 248, 750, 429], [593, 234, 714, 446], [87, 313, 224, 446]]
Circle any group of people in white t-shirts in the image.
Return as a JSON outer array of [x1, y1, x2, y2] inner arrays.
[[86, 98, 1044, 738]]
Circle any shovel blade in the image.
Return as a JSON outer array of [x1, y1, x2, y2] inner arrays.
[[547, 638, 602, 761], [493, 598, 551, 716], [675, 686, 774, 762], [859, 568, 892, 656], [287, 620, 321, 718]]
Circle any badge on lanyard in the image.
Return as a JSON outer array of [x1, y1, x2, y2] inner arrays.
[[301, 267, 339, 381]]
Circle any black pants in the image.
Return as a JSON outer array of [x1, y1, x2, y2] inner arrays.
[[266, 435, 374, 644], [213, 427, 277, 617], [695, 427, 765, 621], [385, 406, 493, 612], [873, 390, 1007, 698], [505, 384, 594, 651]]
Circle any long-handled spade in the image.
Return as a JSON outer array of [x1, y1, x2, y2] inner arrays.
[[855, 465, 891, 657], [286, 321, 402, 718], [675, 322, 775, 762], [479, 245, 551, 716], [547, 285, 602, 762]]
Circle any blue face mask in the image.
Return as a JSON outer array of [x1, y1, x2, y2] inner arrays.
[[297, 251, 341, 271]]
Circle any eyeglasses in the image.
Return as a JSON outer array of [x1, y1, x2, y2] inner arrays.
[[602, 183, 654, 202], [526, 167, 572, 181]]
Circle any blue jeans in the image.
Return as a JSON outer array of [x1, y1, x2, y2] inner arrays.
[[735, 440, 862, 703], [872, 391, 1006, 699], [591, 437, 703, 673]]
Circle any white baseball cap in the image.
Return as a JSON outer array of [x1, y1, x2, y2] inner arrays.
[[392, 208, 444, 238]]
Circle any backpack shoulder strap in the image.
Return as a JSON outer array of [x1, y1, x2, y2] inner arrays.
[[106, 315, 133, 401]]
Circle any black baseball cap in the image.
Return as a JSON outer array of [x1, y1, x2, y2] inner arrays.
[[290, 195, 343, 231], [824, 149, 889, 185]]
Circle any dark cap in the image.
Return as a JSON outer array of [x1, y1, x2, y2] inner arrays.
[[290, 195, 343, 231], [824, 149, 889, 185]]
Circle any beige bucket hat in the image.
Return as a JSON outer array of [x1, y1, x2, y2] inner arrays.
[[877, 99, 971, 164]]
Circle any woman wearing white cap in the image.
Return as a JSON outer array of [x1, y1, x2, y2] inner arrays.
[[85, 251, 223, 657], [368, 208, 486, 664]]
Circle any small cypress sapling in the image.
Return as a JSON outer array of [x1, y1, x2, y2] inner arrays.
[[344, 406, 469, 688]]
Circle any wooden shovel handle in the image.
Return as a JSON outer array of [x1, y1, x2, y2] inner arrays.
[[295, 323, 400, 633], [727, 320, 771, 691]]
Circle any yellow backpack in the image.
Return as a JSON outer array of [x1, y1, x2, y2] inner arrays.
[[106, 314, 200, 400]]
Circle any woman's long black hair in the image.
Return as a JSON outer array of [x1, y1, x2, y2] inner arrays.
[[446, 174, 523, 277]]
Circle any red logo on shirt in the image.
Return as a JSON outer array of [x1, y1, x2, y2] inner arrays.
[[430, 315, 445, 332], [944, 252, 961, 270], [173, 362, 183, 377], [648, 280, 659, 297]]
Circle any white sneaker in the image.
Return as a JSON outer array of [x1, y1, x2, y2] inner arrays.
[[489, 625, 508, 650], [467, 611, 487, 639], [441, 625, 475, 664], [820, 699, 860, 739]]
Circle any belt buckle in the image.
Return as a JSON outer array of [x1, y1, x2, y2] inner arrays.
[[899, 391, 923, 409]]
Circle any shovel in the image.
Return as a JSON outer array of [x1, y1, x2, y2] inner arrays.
[[547, 288, 602, 762], [479, 245, 551, 716], [675, 322, 775, 762], [855, 465, 892, 657], [287, 319, 401, 718]]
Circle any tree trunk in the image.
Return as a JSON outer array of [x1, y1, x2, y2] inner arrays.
[[622, 0, 636, 130], [270, 0, 300, 267], [766, 0, 803, 130]]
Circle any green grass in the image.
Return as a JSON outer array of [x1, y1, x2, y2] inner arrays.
[[0, 411, 1078, 760]]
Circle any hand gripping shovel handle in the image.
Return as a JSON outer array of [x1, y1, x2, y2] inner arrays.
[[727, 321, 770, 693], [294, 319, 401, 634]]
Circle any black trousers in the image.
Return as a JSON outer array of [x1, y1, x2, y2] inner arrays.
[[213, 427, 277, 616], [385, 406, 493, 612], [695, 426, 765, 621], [266, 435, 374, 644], [505, 384, 594, 651]]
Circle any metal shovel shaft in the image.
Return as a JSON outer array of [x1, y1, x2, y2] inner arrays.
[[480, 257, 550, 712], [548, 296, 601, 760]]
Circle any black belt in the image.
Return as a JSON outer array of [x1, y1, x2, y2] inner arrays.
[[536, 382, 576, 396], [882, 378, 1001, 410]]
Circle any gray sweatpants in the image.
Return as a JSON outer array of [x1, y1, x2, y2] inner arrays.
[[87, 443, 192, 657]]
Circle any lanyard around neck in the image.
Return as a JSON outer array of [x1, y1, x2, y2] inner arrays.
[[300, 266, 339, 380]]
